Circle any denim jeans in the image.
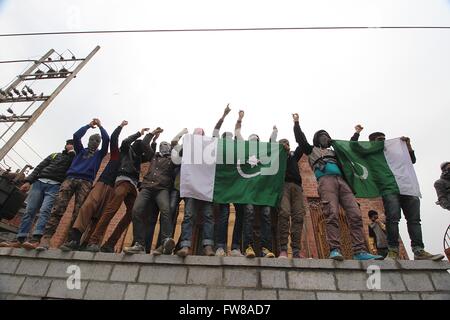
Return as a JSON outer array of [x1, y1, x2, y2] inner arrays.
[[156, 189, 181, 248], [131, 188, 171, 248], [243, 204, 273, 251], [382, 193, 424, 252], [17, 180, 60, 238], [216, 203, 243, 250], [180, 197, 214, 248]]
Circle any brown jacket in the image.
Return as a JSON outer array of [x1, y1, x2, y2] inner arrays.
[[140, 153, 175, 191]]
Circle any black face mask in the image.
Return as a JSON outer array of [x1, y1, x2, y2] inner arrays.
[[318, 135, 331, 148], [442, 169, 450, 179]]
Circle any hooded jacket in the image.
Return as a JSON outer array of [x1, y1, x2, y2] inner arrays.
[[434, 173, 450, 210], [116, 131, 154, 183]]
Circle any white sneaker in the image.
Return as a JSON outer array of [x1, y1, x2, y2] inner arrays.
[[230, 249, 243, 257], [215, 247, 226, 257]]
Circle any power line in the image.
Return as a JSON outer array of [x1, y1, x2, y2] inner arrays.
[[1, 26, 450, 38]]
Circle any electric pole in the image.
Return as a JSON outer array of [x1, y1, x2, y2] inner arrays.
[[0, 46, 100, 162]]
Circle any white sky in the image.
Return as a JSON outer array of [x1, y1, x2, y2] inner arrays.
[[0, 0, 449, 258]]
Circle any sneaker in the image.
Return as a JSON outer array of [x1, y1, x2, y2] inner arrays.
[[163, 238, 175, 255], [245, 246, 256, 258], [230, 249, 243, 257], [36, 237, 51, 251], [329, 249, 344, 261], [414, 249, 445, 261], [353, 251, 384, 261], [278, 250, 288, 259], [261, 247, 275, 258], [84, 244, 100, 253], [59, 240, 80, 252], [152, 245, 164, 256], [123, 242, 145, 255], [292, 251, 306, 259], [204, 245, 215, 256], [100, 245, 115, 253], [176, 246, 190, 257], [385, 249, 399, 260], [215, 247, 226, 257], [0, 239, 23, 248]]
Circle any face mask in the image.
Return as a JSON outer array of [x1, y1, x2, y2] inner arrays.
[[87, 134, 101, 153], [159, 142, 172, 156], [442, 169, 450, 179], [222, 132, 233, 140], [318, 135, 331, 148], [193, 128, 204, 136]]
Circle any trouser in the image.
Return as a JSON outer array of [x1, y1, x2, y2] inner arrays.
[[131, 188, 171, 247], [17, 180, 60, 239], [278, 182, 306, 254], [179, 198, 214, 248], [243, 204, 273, 251], [72, 182, 114, 235], [43, 178, 92, 238], [216, 203, 244, 251], [88, 181, 137, 247], [155, 189, 181, 248], [317, 175, 366, 254], [377, 247, 389, 258], [382, 193, 424, 252]]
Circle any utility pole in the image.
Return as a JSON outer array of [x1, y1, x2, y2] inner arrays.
[[0, 46, 100, 162]]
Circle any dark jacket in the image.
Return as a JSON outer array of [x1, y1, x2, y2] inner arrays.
[[117, 131, 154, 182], [25, 150, 75, 184], [284, 122, 303, 186], [140, 153, 175, 191], [434, 175, 450, 211], [98, 125, 123, 186]]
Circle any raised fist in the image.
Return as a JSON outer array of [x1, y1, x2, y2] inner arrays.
[[120, 120, 128, 127], [292, 113, 299, 122], [238, 110, 245, 120], [355, 124, 364, 134]]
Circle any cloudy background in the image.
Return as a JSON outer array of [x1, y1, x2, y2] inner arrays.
[[0, 0, 449, 258]]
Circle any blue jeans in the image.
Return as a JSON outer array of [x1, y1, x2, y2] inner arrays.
[[243, 204, 273, 252], [382, 193, 424, 252], [216, 203, 243, 250], [17, 180, 60, 238], [180, 198, 214, 248], [156, 189, 181, 248]]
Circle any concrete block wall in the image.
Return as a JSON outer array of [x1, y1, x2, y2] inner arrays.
[[1, 248, 449, 300]]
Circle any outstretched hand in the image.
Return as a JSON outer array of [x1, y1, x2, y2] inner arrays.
[[223, 104, 231, 117]]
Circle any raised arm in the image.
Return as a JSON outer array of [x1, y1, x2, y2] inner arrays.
[[234, 110, 244, 141], [212, 104, 231, 138], [171, 128, 189, 147], [110, 121, 127, 160], [94, 119, 110, 158], [293, 113, 313, 155], [142, 128, 161, 162], [401, 137, 416, 164], [73, 123, 92, 154], [269, 125, 278, 143], [351, 125, 364, 141]]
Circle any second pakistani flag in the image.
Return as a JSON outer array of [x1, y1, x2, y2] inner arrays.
[[180, 134, 287, 207], [331, 138, 421, 198]]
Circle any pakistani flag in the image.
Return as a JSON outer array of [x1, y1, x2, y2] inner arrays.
[[180, 134, 287, 207], [331, 138, 421, 198]]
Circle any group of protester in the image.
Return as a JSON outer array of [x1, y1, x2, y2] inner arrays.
[[0, 107, 447, 261]]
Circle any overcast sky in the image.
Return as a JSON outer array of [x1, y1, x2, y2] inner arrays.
[[0, 0, 449, 258]]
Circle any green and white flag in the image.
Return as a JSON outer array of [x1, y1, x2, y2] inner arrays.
[[331, 138, 421, 198], [180, 134, 287, 207]]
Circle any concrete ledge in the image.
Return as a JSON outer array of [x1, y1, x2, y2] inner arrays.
[[0, 251, 448, 300]]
